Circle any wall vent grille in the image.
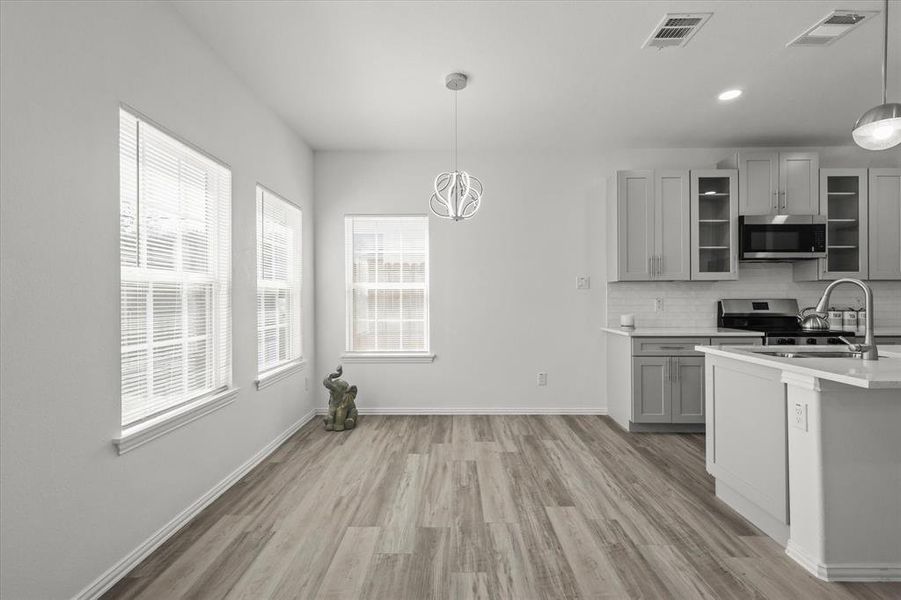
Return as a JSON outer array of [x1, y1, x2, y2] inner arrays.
[[787, 10, 877, 47], [643, 13, 712, 49]]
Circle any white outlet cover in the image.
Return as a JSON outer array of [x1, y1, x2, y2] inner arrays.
[[577, 276, 590, 290]]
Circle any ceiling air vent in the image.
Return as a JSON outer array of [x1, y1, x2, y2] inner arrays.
[[787, 10, 878, 47], [643, 13, 712, 49]]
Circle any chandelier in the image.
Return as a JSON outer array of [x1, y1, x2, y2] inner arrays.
[[430, 73, 483, 221]]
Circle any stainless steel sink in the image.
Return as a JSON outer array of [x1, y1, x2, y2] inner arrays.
[[754, 350, 863, 359]]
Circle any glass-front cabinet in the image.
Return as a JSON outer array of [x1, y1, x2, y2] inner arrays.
[[690, 169, 738, 280], [821, 168, 868, 279]]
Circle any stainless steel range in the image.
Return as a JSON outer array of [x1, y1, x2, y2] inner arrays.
[[717, 298, 858, 346]]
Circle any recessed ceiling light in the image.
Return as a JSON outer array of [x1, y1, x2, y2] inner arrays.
[[718, 89, 742, 101]]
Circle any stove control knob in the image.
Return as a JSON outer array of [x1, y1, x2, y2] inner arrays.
[[806, 338, 817, 345]]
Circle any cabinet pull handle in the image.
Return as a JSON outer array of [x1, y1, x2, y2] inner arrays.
[[659, 256, 664, 274], [658, 345, 687, 350], [664, 358, 669, 382], [648, 257, 652, 276], [772, 191, 778, 210], [780, 191, 786, 210], [673, 358, 679, 382]]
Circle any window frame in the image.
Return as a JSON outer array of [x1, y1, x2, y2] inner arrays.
[[343, 214, 434, 361], [255, 184, 305, 386], [116, 105, 235, 453]]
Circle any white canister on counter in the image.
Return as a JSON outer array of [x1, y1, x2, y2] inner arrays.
[[843, 309, 858, 332], [857, 309, 867, 336], [620, 314, 635, 328], [828, 310, 844, 331]]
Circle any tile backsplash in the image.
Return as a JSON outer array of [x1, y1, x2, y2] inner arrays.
[[607, 263, 901, 329]]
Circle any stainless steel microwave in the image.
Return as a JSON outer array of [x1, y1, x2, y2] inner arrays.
[[739, 215, 827, 260]]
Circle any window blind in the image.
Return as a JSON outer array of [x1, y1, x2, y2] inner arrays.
[[345, 216, 429, 352], [119, 108, 232, 427], [257, 186, 303, 373]]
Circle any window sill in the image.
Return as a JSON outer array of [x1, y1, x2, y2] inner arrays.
[[114, 387, 239, 455], [340, 352, 436, 364], [256, 359, 307, 390]]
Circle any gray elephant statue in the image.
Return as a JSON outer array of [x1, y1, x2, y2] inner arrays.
[[322, 365, 358, 431]]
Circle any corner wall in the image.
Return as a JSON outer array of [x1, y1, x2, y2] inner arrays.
[[0, 3, 315, 598]]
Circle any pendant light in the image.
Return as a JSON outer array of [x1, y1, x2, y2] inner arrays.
[[430, 73, 483, 221], [852, 0, 901, 150]]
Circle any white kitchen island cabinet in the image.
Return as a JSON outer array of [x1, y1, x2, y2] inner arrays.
[[698, 344, 901, 582]]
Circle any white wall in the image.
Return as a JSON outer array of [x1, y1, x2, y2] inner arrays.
[[314, 147, 899, 415], [0, 3, 315, 599]]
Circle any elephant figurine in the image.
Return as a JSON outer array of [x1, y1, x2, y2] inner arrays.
[[322, 365, 358, 431]]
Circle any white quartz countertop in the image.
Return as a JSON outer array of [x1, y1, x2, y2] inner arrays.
[[601, 326, 901, 338], [601, 327, 764, 338], [697, 344, 901, 389]]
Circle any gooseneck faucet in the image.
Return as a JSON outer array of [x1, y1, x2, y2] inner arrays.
[[814, 278, 878, 361]]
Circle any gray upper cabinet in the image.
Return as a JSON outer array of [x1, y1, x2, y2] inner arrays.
[[655, 170, 691, 280], [608, 170, 689, 281], [737, 152, 779, 215], [691, 169, 738, 280], [779, 152, 819, 215], [868, 168, 901, 281], [720, 151, 819, 216]]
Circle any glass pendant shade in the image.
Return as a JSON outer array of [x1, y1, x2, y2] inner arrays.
[[853, 0, 899, 150], [852, 103, 901, 150]]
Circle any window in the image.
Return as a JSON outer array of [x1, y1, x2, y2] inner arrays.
[[119, 108, 232, 427], [345, 216, 430, 354], [256, 186, 303, 374]]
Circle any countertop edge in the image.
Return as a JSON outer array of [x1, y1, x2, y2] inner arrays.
[[601, 327, 764, 338], [696, 345, 901, 390]]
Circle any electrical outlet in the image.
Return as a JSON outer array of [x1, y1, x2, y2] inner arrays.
[[576, 276, 590, 290], [792, 402, 807, 431], [654, 297, 664, 312], [537, 372, 548, 386]]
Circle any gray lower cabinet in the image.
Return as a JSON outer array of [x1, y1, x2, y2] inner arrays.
[[632, 357, 670, 423], [633, 355, 706, 424], [672, 357, 705, 423]]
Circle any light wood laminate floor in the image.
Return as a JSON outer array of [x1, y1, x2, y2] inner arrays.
[[103, 415, 900, 600]]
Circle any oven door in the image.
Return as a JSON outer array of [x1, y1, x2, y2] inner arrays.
[[739, 215, 826, 260]]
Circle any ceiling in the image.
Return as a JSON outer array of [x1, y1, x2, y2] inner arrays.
[[170, 0, 900, 151]]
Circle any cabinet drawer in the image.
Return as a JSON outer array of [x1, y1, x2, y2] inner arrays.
[[631, 338, 710, 356], [710, 337, 763, 346]]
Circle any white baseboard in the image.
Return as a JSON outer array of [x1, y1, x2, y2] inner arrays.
[[315, 406, 609, 415], [786, 541, 901, 582], [74, 409, 317, 600]]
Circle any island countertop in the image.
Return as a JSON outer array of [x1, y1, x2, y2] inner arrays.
[[696, 344, 901, 389]]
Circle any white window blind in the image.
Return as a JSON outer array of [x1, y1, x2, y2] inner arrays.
[[345, 216, 429, 353], [257, 186, 303, 373], [119, 108, 232, 427]]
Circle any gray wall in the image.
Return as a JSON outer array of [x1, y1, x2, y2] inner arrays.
[[0, 3, 315, 598]]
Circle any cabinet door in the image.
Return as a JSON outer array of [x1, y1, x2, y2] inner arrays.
[[821, 168, 868, 280], [617, 171, 655, 280], [671, 357, 705, 423], [739, 152, 778, 215], [691, 169, 738, 280], [779, 152, 819, 215], [632, 357, 671, 423], [655, 170, 691, 280], [868, 168, 901, 280]]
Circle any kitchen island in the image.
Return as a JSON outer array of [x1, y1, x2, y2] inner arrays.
[[697, 343, 901, 582]]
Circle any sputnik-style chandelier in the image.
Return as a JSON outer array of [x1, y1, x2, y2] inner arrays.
[[852, 0, 901, 150], [430, 73, 483, 221]]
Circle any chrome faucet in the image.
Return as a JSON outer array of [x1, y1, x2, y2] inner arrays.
[[814, 278, 878, 361]]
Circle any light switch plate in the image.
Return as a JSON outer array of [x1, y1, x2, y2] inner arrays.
[[792, 402, 807, 431], [537, 372, 548, 386]]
